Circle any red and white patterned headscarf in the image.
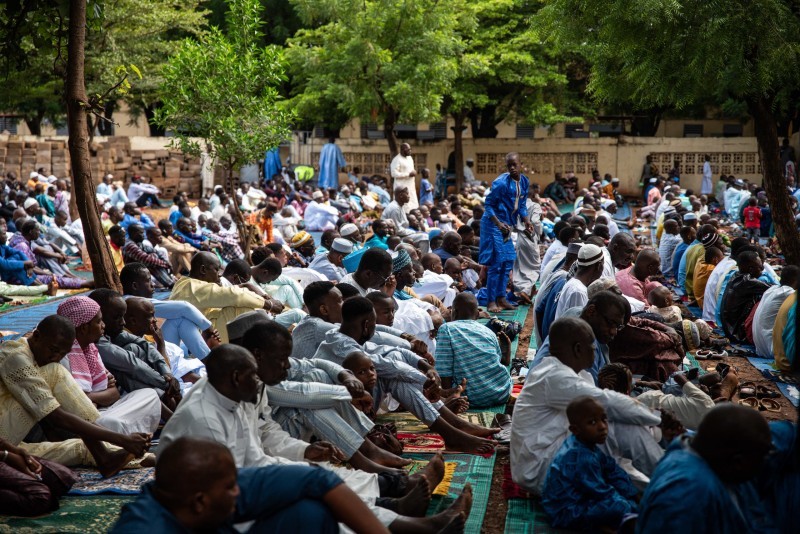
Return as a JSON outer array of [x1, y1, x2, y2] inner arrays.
[[57, 296, 108, 392]]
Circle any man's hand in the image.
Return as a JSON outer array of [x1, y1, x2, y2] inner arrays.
[[409, 339, 428, 355], [304, 442, 346, 463], [5, 450, 41, 478], [351, 391, 374, 416], [381, 274, 397, 295], [120, 433, 152, 458], [107, 373, 117, 390], [341, 376, 365, 398], [203, 327, 222, 348], [423, 377, 441, 402], [23, 260, 35, 270], [148, 318, 163, 342]]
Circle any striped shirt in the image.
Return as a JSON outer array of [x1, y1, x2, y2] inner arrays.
[[435, 320, 512, 408]]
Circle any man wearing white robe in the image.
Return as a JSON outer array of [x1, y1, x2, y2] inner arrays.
[[753, 269, 799, 357], [389, 143, 418, 211], [159, 375, 399, 527], [304, 192, 339, 231]]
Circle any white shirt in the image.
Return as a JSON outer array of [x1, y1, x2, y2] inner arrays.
[[555, 277, 588, 319], [414, 271, 457, 307], [340, 273, 370, 296], [597, 209, 619, 237], [636, 381, 715, 430], [510, 357, 660, 493], [390, 154, 415, 179], [304, 201, 339, 231], [753, 285, 795, 358], [540, 241, 567, 277], [601, 247, 617, 280], [127, 182, 159, 203], [463, 165, 476, 184], [702, 257, 736, 321]]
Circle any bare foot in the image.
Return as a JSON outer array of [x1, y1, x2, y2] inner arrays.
[[407, 452, 446, 493], [443, 432, 495, 455], [360, 440, 412, 469], [497, 297, 517, 310], [487, 303, 502, 314], [396, 475, 431, 517], [140, 453, 156, 467], [444, 396, 469, 414], [47, 280, 58, 296], [430, 484, 473, 532], [96, 449, 135, 478], [449, 415, 500, 438], [436, 512, 466, 534]]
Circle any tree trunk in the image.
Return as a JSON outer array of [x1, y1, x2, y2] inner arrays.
[[383, 108, 399, 157], [24, 112, 43, 136], [453, 112, 465, 192], [225, 159, 252, 261], [748, 96, 800, 265], [66, 0, 121, 292]]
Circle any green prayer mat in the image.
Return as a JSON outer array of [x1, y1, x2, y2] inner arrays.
[[375, 410, 499, 434], [504, 498, 578, 534], [0, 495, 133, 533], [406, 452, 496, 534]]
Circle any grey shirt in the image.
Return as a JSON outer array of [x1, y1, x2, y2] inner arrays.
[[96, 331, 170, 394]]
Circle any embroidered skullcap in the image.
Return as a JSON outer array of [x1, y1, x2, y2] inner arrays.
[[29, 171, 39, 179], [576, 244, 604, 267], [701, 232, 719, 249], [601, 199, 615, 209], [331, 238, 353, 255], [290, 231, 313, 248], [681, 319, 701, 351], [649, 177, 658, 184], [663, 206, 677, 215], [734, 179, 745, 187], [683, 213, 697, 221], [695, 319, 712, 341], [611, 177, 620, 183], [57, 296, 100, 328], [392, 249, 412, 273], [312, 190, 323, 200], [587, 278, 618, 299], [567, 242, 583, 255], [340, 223, 359, 237], [669, 199, 682, 207], [23, 198, 39, 210], [227, 310, 271, 340]]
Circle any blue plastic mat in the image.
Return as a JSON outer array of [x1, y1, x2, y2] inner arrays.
[[746, 357, 800, 407]]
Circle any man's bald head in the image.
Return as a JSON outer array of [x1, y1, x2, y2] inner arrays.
[[123, 297, 155, 337], [452, 292, 479, 320], [190, 251, 222, 284], [692, 404, 771, 484], [421, 253, 442, 274], [548, 317, 596, 373], [153, 437, 238, 527], [442, 231, 462, 254]]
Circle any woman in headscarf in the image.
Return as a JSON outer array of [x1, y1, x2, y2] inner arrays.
[[57, 296, 161, 435]]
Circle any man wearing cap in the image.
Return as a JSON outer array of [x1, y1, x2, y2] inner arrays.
[[597, 199, 620, 237], [288, 231, 317, 267], [339, 223, 363, 251], [389, 143, 419, 211], [701, 155, 713, 195], [309, 238, 351, 282], [534, 242, 582, 345], [463, 158, 477, 186], [304, 190, 339, 231], [680, 225, 716, 303], [554, 244, 605, 319]]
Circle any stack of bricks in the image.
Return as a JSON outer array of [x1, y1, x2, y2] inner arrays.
[[0, 136, 205, 197]]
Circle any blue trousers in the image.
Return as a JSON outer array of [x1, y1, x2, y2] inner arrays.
[[152, 300, 213, 359], [487, 260, 514, 303]]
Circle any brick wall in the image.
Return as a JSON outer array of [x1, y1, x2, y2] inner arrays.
[[0, 136, 204, 198]]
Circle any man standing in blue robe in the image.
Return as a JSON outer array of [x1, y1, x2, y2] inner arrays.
[[318, 138, 347, 190], [479, 152, 533, 313]]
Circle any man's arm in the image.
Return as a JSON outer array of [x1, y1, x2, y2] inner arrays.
[[122, 242, 170, 268], [96, 338, 168, 390]]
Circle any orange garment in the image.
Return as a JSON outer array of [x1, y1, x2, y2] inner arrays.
[[249, 210, 273, 243], [602, 183, 615, 198], [692, 259, 716, 308]]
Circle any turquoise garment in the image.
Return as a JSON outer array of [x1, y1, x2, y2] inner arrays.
[[542, 435, 637, 530], [363, 234, 388, 250], [318, 142, 346, 189], [671, 241, 690, 283], [782, 299, 796, 368], [676, 239, 699, 295], [393, 289, 413, 301], [636, 437, 778, 534], [36, 193, 55, 217]]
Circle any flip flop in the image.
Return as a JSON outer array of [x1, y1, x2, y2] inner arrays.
[[759, 398, 781, 413], [738, 381, 757, 399], [755, 385, 780, 399], [738, 397, 759, 409]]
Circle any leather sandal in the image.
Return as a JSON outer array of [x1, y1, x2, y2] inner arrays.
[[759, 398, 781, 412], [738, 381, 757, 399], [755, 385, 780, 399], [738, 397, 759, 409]]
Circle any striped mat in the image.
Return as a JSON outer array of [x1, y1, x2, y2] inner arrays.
[[504, 498, 578, 534], [407, 452, 496, 534]]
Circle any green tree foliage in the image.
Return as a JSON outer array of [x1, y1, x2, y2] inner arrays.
[[286, 0, 468, 155], [0, 0, 206, 136], [443, 0, 586, 185], [540, 0, 800, 263], [154, 0, 293, 252]]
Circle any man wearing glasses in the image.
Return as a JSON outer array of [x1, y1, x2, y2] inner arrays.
[[529, 290, 629, 384]]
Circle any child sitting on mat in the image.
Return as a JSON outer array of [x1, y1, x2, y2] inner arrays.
[[541, 396, 638, 531], [645, 286, 682, 323]]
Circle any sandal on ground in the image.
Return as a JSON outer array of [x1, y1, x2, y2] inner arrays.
[[759, 398, 781, 412], [755, 385, 780, 399], [738, 397, 759, 409], [738, 381, 757, 399]]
